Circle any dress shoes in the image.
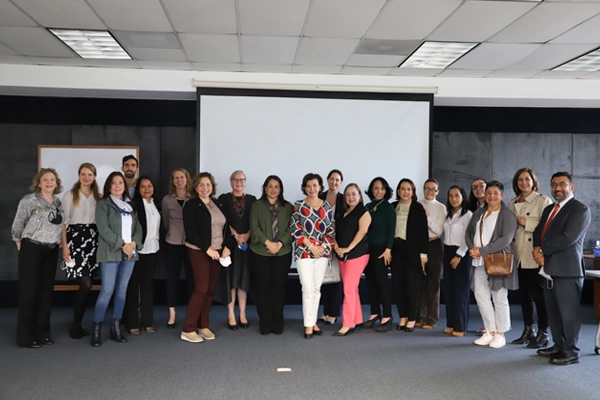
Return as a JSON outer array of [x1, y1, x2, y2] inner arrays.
[[444, 327, 454, 335], [549, 354, 579, 365], [167, 321, 176, 329], [537, 346, 561, 358], [332, 328, 355, 337], [304, 332, 313, 339], [376, 318, 392, 333], [25, 341, 42, 349], [511, 325, 535, 345], [312, 329, 323, 336], [40, 338, 54, 345], [422, 324, 434, 329], [228, 323, 238, 331], [240, 321, 249, 329], [451, 331, 465, 337], [324, 317, 337, 325], [404, 326, 415, 333], [527, 329, 549, 349], [143, 327, 156, 334], [129, 328, 140, 336], [362, 315, 381, 329]]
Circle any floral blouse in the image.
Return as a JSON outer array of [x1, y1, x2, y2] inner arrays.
[[290, 200, 335, 260]]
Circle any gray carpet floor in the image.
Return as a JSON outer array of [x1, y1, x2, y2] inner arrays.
[[1, 304, 599, 400]]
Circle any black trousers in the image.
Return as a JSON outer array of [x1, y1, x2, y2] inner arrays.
[[518, 266, 548, 329], [418, 239, 443, 326], [391, 239, 422, 321], [164, 243, 194, 307], [320, 281, 342, 318], [251, 251, 292, 334], [442, 245, 471, 332], [17, 239, 58, 346], [544, 276, 583, 355], [124, 252, 158, 329], [364, 243, 392, 318]]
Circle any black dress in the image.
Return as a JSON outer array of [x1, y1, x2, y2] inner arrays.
[[213, 192, 256, 304]]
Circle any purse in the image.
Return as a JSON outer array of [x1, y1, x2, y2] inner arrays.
[[322, 256, 341, 284], [479, 216, 513, 277]]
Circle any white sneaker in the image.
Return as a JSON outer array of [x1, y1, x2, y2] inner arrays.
[[474, 332, 494, 346], [489, 334, 506, 349], [198, 328, 216, 340], [181, 331, 204, 343]]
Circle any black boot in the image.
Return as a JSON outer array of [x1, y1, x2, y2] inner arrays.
[[90, 322, 101, 347], [110, 319, 127, 343], [511, 325, 535, 344], [527, 327, 549, 349]]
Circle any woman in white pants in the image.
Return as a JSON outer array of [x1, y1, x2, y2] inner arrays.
[[465, 180, 517, 349], [291, 173, 335, 339]]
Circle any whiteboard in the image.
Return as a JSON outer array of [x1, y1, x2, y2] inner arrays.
[[38, 146, 140, 199]]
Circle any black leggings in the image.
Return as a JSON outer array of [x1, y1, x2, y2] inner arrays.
[[73, 276, 92, 326]]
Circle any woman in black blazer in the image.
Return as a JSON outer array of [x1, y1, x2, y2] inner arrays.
[[124, 175, 161, 334], [318, 169, 344, 325], [180, 172, 234, 343], [390, 178, 429, 332]]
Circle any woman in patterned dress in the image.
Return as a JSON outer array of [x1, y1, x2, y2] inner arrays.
[[61, 163, 102, 339], [290, 173, 335, 339]]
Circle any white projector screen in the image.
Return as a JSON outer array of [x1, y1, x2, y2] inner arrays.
[[198, 90, 431, 204]]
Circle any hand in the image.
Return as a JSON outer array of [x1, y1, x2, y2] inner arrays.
[[450, 256, 461, 269], [517, 216, 526, 227], [469, 247, 480, 258], [206, 248, 220, 260], [532, 247, 543, 265], [310, 245, 325, 258], [336, 247, 348, 258], [236, 233, 249, 245], [421, 258, 428, 269], [378, 249, 392, 266], [221, 246, 231, 259], [16, 241, 21, 251], [122, 242, 135, 256], [62, 249, 72, 263]]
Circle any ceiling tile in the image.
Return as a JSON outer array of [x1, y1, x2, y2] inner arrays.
[[295, 37, 359, 65], [304, 0, 386, 39], [137, 60, 191, 70], [87, 0, 171, 32], [242, 64, 293, 73], [239, 0, 310, 36], [180, 34, 240, 63], [387, 67, 443, 77], [0, 27, 75, 57], [0, 0, 36, 27], [484, 69, 542, 79], [0, 41, 17, 55], [439, 69, 494, 78], [428, 1, 537, 42], [127, 48, 187, 61], [533, 70, 592, 79], [340, 66, 393, 75], [192, 62, 241, 71], [13, 0, 105, 29], [367, 0, 463, 40], [550, 13, 600, 44], [451, 43, 541, 69], [83, 59, 140, 68], [28, 56, 86, 66], [241, 36, 298, 64], [162, 0, 236, 34], [346, 54, 405, 67], [0, 55, 32, 64], [490, 3, 600, 43], [506, 43, 597, 70], [113, 31, 181, 49], [355, 39, 421, 56], [292, 65, 342, 74]]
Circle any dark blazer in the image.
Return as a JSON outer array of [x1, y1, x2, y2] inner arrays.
[[183, 197, 234, 251], [320, 190, 345, 221], [390, 200, 429, 263], [533, 198, 591, 277], [133, 194, 162, 246]]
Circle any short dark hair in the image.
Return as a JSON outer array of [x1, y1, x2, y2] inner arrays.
[[259, 175, 288, 205], [301, 173, 323, 196], [486, 180, 504, 194], [423, 178, 439, 188], [446, 185, 469, 219], [326, 169, 344, 181], [103, 171, 135, 211], [512, 168, 539, 196], [468, 177, 487, 212], [365, 177, 392, 201], [192, 172, 217, 197], [122, 154, 138, 167], [551, 171, 572, 183], [396, 178, 418, 202]]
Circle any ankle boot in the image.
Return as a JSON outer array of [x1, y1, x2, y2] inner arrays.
[[527, 327, 549, 349], [110, 319, 127, 343], [511, 325, 535, 344], [90, 322, 101, 347]]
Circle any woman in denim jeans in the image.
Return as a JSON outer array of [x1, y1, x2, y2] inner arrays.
[[91, 171, 143, 347]]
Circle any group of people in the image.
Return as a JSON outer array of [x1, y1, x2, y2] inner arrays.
[[11, 159, 591, 365]]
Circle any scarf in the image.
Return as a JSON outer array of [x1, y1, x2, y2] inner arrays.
[[266, 199, 281, 241], [110, 195, 133, 215]]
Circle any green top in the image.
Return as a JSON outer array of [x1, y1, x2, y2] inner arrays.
[[95, 198, 143, 263], [366, 200, 396, 249], [249, 200, 293, 257]]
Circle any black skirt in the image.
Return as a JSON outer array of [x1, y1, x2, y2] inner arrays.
[[65, 224, 99, 279]]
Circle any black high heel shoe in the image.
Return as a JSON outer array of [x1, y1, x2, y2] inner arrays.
[[167, 317, 176, 329], [376, 318, 393, 333], [332, 327, 355, 337], [239, 320, 249, 329], [404, 322, 416, 332], [228, 323, 238, 331], [362, 315, 381, 329]]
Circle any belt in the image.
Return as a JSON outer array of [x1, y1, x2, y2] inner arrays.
[[25, 238, 57, 249]]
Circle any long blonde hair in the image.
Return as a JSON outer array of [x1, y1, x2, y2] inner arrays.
[[71, 163, 101, 206]]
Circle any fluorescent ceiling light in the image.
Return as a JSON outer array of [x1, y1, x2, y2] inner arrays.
[[48, 29, 131, 60], [553, 48, 600, 72], [399, 41, 478, 69]]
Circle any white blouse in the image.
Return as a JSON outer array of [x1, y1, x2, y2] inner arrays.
[[140, 199, 160, 254], [443, 210, 472, 257], [62, 190, 98, 225], [472, 210, 499, 267]]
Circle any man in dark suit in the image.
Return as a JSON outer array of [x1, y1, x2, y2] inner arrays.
[[532, 172, 591, 365]]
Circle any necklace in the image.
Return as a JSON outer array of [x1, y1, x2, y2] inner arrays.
[[370, 199, 386, 212]]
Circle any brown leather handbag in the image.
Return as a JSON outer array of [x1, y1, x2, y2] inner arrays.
[[480, 217, 513, 277]]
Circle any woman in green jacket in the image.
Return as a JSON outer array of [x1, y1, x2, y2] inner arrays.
[[91, 171, 143, 347]]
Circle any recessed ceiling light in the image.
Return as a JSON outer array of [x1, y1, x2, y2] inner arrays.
[[553, 48, 600, 72], [48, 29, 131, 60], [399, 41, 478, 69]]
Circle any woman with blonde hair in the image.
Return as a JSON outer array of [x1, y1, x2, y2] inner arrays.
[[61, 163, 102, 339]]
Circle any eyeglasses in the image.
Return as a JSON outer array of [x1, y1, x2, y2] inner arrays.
[[48, 210, 63, 225], [550, 182, 570, 189], [472, 183, 485, 190], [232, 179, 246, 183], [424, 187, 438, 192]]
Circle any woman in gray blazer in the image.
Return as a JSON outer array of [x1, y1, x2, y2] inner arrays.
[[466, 180, 517, 349]]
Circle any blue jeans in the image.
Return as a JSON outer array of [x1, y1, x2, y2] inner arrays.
[[93, 259, 135, 323]]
